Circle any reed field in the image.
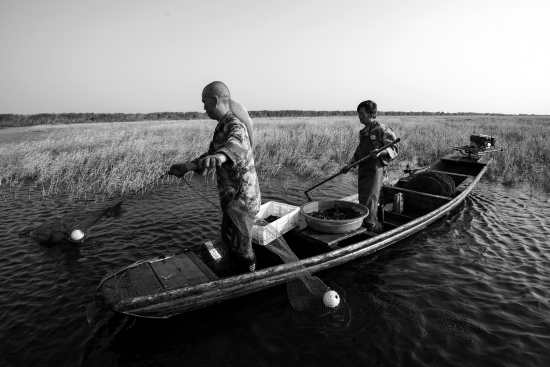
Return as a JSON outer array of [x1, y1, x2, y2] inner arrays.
[[1, 115, 549, 200]]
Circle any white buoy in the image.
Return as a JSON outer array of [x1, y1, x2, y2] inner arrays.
[[323, 290, 340, 308], [70, 229, 85, 241]]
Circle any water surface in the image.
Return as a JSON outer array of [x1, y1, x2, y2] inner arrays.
[[1, 172, 549, 366]]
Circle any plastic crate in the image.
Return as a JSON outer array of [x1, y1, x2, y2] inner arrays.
[[253, 201, 300, 245]]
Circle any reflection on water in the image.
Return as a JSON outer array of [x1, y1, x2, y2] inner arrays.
[[1, 171, 550, 367]]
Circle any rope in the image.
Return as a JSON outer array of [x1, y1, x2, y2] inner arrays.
[[119, 173, 167, 203], [91, 249, 194, 319], [182, 176, 221, 211]]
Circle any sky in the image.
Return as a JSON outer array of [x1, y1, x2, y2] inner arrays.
[[1, 0, 549, 115]]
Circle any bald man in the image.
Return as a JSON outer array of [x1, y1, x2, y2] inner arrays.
[[169, 82, 261, 274]]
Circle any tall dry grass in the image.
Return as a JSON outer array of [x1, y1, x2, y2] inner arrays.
[[1, 115, 549, 200]]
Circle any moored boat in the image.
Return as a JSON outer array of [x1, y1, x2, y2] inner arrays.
[[95, 136, 497, 318]]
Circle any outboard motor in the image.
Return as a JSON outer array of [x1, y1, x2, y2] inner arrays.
[[468, 134, 496, 154], [454, 134, 500, 157]]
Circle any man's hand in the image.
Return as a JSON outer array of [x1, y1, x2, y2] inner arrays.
[[197, 154, 227, 170], [168, 163, 189, 178], [369, 151, 381, 159], [340, 164, 353, 174]]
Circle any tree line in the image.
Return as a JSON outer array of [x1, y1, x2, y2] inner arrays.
[[0, 110, 510, 127]]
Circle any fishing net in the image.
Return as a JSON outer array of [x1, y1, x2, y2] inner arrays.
[[227, 203, 338, 313], [404, 170, 455, 197], [18, 174, 165, 246], [19, 202, 123, 245]]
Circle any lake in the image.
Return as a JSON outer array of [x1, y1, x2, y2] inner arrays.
[[1, 171, 549, 366]]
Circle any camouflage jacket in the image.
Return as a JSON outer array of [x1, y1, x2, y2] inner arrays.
[[192, 111, 261, 215], [351, 120, 399, 167]]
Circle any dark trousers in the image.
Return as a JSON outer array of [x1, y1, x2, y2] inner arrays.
[[221, 210, 256, 271], [358, 166, 384, 227]]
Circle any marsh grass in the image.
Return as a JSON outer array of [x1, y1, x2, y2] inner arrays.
[[1, 115, 549, 201]]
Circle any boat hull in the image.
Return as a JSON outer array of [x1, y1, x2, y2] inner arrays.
[[98, 153, 491, 318]]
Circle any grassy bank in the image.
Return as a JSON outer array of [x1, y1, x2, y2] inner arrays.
[[1, 115, 549, 199], [0, 111, 504, 127]]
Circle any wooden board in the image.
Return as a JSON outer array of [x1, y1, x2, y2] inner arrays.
[[103, 274, 129, 301], [150, 257, 190, 290], [130, 263, 164, 296], [171, 254, 211, 286], [142, 264, 165, 293], [296, 227, 367, 248], [150, 253, 215, 290], [187, 252, 219, 281], [102, 263, 164, 301]]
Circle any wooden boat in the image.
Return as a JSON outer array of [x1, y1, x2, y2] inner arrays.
[[96, 148, 494, 318]]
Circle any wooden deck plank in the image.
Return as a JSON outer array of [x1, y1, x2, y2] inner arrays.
[[170, 254, 211, 286], [150, 258, 190, 290], [140, 263, 164, 288], [297, 227, 367, 248], [186, 252, 219, 281], [141, 267, 164, 295], [103, 274, 130, 300], [103, 276, 127, 301], [125, 276, 147, 297], [102, 281, 118, 299], [119, 269, 143, 298], [125, 282, 141, 298], [127, 263, 163, 296], [114, 273, 132, 299], [125, 270, 148, 298]]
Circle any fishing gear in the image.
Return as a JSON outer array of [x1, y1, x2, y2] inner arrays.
[[304, 138, 400, 201], [19, 173, 167, 245], [452, 134, 503, 158]]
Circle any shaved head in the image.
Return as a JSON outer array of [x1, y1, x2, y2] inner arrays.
[[203, 81, 230, 103], [201, 81, 231, 120]]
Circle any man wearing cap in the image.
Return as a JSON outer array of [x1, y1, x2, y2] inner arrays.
[[168, 81, 260, 273], [341, 100, 398, 233]]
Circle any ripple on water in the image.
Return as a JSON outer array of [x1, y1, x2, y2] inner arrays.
[[1, 177, 550, 366]]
